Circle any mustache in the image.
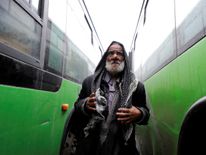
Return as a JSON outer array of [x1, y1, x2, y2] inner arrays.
[[110, 60, 121, 64]]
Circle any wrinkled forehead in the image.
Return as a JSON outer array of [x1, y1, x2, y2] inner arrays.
[[108, 43, 123, 52]]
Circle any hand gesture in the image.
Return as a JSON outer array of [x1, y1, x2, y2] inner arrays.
[[85, 92, 96, 112], [116, 106, 142, 124]]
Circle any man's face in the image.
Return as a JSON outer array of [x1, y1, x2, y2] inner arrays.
[[105, 43, 125, 75]]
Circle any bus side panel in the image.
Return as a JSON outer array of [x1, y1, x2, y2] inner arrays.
[[0, 79, 80, 155], [143, 37, 206, 155]]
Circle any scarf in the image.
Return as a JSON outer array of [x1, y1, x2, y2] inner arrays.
[[84, 42, 139, 144]]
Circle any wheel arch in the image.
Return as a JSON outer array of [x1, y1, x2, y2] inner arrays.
[[59, 108, 75, 155], [177, 96, 206, 155]]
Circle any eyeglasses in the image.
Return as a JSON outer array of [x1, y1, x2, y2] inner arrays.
[[107, 51, 124, 57]]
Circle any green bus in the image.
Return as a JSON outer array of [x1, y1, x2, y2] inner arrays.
[[131, 0, 206, 154], [0, 0, 102, 154]]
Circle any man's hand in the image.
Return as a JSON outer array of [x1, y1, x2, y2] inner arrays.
[[116, 106, 142, 124], [85, 92, 96, 112]]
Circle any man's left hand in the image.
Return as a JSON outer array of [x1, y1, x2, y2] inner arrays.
[[116, 106, 142, 124]]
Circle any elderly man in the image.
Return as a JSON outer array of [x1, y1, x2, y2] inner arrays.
[[65, 41, 149, 155]]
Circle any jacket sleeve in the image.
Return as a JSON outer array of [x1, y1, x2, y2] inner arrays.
[[132, 82, 150, 125], [74, 75, 93, 116]]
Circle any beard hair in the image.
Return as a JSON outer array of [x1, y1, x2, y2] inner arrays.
[[105, 60, 125, 75]]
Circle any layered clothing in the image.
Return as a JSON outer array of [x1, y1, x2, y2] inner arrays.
[[62, 45, 149, 155]]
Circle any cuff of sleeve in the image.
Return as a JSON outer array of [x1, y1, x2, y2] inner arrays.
[[81, 99, 90, 116], [135, 107, 147, 124]]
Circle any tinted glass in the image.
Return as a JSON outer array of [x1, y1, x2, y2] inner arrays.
[[134, 0, 176, 80], [44, 21, 65, 75], [0, 1, 41, 59], [64, 39, 94, 83], [176, 0, 205, 54]]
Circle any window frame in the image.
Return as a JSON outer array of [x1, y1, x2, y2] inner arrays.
[[14, 0, 43, 24], [0, 0, 48, 68]]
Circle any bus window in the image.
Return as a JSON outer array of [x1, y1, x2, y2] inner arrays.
[[134, 0, 176, 80], [16, 0, 42, 16], [0, 1, 41, 61], [48, 0, 67, 33], [31, 0, 40, 12], [44, 21, 65, 76], [66, 0, 102, 66], [64, 39, 95, 83], [176, 0, 205, 54]]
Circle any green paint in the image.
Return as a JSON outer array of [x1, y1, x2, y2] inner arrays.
[[143, 37, 206, 154], [0, 79, 80, 155]]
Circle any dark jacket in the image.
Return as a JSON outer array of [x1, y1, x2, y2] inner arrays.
[[73, 75, 149, 155], [75, 74, 149, 125], [62, 41, 150, 155]]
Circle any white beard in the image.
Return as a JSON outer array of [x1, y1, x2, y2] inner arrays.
[[105, 60, 125, 75]]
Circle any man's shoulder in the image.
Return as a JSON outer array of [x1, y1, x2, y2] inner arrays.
[[135, 81, 145, 93], [83, 74, 94, 84], [138, 81, 144, 87], [85, 74, 94, 80]]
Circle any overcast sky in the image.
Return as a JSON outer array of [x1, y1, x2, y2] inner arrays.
[[85, 0, 142, 52]]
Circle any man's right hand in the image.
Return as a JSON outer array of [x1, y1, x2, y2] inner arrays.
[[85, 92, 96, 112]]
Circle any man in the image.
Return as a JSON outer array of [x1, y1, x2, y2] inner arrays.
[[65, 41, 149, 155]]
